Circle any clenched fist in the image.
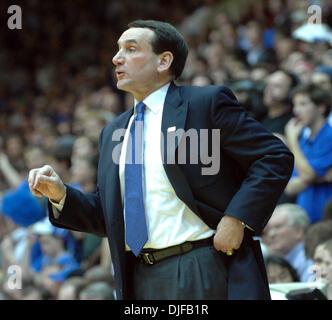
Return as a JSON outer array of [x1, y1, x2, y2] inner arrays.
[[28, 165, 66, 203], [213, 215, 244, 254]]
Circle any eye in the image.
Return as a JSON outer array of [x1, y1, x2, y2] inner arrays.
[[126, 46, 136, 52]]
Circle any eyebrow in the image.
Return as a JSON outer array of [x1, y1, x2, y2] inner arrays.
[[117, 39, 139, 46]]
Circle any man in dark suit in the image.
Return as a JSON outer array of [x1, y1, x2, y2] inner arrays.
[[28, 20, 294, 300]]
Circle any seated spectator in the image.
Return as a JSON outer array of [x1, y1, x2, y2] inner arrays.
[[265, 255, 300, 284], [285, 83, 332, 222], [312, 238, 332, 299], [29, 218, 82, 279], [311, 65, 332, 92], [261, 69, 299, 135], [262, 203, 313, 282], [304, 220, 332, 261]]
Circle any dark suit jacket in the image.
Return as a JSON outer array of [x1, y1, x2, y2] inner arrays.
[[49, 82, 294, 299]]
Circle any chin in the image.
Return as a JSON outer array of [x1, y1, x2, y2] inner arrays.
[[117, 80, 132, 93]]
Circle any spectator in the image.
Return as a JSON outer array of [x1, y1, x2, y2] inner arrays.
[[311, 65, 332, 92], [242, 20, 269, 67], [304, 220, 332, 261], [312, 238, 332, 299], [262, 203, 313, 282], [265, 255, 300, 284], [311, 65, 332, 126], [285, 84, 332, 222], [261, 69, 298, 135], [28, 218, 82, 280]]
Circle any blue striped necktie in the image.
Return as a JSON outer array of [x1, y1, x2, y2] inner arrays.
[[124, 102, 148, 256]]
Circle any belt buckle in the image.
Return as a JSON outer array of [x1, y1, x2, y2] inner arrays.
[[143, 253, 154, 265]]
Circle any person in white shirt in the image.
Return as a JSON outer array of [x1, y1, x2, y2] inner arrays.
[[28, 20, 294, 300]]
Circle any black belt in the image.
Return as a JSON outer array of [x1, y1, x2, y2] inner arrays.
[[138, 236, 213, 265]]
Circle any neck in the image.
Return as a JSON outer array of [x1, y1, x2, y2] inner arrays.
[[268, 103, 290, 118], [309, 117, 325, 138], [133, 77, 171, 102]]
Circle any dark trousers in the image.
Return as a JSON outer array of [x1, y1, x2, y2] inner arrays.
[[133, 245, 228, 300]]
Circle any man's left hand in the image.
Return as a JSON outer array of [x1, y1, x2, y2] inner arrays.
[[213, 215, 244, 254]]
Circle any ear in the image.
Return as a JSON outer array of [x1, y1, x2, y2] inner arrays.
[[294, 226, 304, 240], [157, 51, 173, 74]]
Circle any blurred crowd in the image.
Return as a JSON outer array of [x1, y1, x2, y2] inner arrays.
[[1, 0, 332, 299]]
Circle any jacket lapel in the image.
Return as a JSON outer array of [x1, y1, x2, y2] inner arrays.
[[104, 109, 133, 227], [161, 82, 200, 216]]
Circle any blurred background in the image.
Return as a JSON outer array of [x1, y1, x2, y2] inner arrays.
[[1, 0, 332, 300]]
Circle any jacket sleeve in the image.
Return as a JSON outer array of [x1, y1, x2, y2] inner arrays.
[[48, 185, 106, 237], [211, 86, 294, 234], [49, 127, 107, 237]]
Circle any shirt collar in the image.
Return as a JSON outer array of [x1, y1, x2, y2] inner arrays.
[[285, 241, 303, 261], [302, 121, 330, 143], [134, 82, 171, 115]]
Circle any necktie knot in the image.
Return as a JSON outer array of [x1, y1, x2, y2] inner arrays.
[[136, 102, 146, 119]]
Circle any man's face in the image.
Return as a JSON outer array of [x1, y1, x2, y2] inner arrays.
[[262, 209, 301, 256], [112, 27, 160, 98], [292, 93, 319, 127], [263, 71, 291, 106]]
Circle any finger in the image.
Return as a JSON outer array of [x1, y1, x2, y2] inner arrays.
[[29, 165, 53, 189], [38, 165, 54, 177], [33, 172, 56, 189], [30, 188, 43, 197], [28, 169, 37, 189], [213, 234, 226, 252], [36, 174, 57, 185]]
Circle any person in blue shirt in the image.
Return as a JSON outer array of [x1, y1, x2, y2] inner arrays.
[[285, 83, 332, 222]]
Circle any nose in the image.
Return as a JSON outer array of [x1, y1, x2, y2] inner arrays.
[[112, 50, 124, 66]]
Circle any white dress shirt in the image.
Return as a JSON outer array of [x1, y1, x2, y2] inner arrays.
[[52, 82, 214, 250], [119, 82, 214, 250]]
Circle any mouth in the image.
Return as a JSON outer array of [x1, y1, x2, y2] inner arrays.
[[116, 71, 125, 79]]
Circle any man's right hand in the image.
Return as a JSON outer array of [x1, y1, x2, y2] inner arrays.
[[28, 165, 66, 203]]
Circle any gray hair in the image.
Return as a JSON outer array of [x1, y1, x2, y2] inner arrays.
[[275, 203, 310, 230]]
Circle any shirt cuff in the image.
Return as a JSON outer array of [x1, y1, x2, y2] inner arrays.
[[50, 192, 67, 219]]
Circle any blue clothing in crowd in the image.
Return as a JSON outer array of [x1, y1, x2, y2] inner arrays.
[[284, 242, 314, 282], [293, 122, 332, 222], [1, 180, 46, 227]]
